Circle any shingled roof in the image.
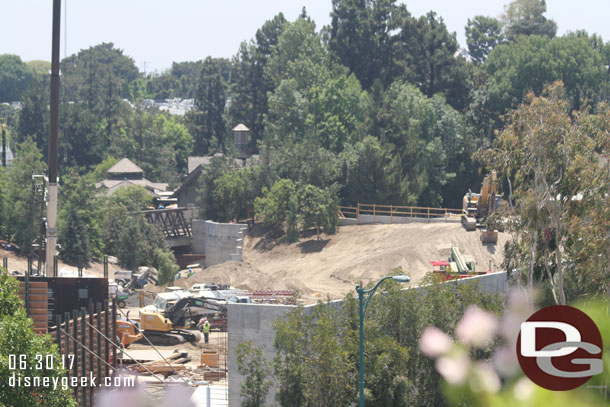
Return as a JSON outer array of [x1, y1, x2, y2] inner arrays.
[[107, 158, 143, 174]]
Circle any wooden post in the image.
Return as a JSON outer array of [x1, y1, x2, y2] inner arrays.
[[96, 303, 102, 388], [72, 309, 79, 406], [357, 203, 360, 223], [410, 207, 413, 218], [373, 203, 376, 222], [427, 207, 430, 220], [88, 302, 94, 405], [81, 308, 88, 407], [103, 255, 108, 279], [390, 205, 393, 224], [111, 301, 117, 370], [104, 300, 110, 378], [24, 261, 30, 316], [64, 312, 71, 384], [55, 315, 62, 357], [2, 256, 7, 270]]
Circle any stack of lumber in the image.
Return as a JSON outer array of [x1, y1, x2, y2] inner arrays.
[[131, 351, 191, 376]]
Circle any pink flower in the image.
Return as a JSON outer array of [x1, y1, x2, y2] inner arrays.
[[456, 305, 498, 348], [419, 326, 453, 357], [492, 345, 520, 378], [435, 351, 470, 385], [471, 362, 500, 393]]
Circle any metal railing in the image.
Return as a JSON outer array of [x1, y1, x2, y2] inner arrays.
[[339, 203, 463, 223]]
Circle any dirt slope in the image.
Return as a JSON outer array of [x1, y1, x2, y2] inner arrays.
[[239, 222, 509, 302]]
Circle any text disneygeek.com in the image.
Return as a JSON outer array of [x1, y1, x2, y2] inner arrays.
[[6, 354, 135, 390]]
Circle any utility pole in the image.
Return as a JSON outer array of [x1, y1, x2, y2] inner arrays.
[[1, 119, 6, 167], [46, 0, 61, 276]]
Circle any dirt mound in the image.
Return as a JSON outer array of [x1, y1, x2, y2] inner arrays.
[[172, 261, 275, 292], [243, 222, 510, 303]]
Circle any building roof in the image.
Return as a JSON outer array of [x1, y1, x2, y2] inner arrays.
[[187, 153, 244, 174], [232, 123, 249, 132], [107, 158, 143, 174], [96, 178, 169, 194], [188, 156, 215, 174]]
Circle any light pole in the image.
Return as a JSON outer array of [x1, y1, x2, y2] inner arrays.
[[356, 274, 410, 407]]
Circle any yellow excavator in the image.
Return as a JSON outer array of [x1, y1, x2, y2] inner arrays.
[[462, 171, 500, 243], [126, 297, 226, 346]]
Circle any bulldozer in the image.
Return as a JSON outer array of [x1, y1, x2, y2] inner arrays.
[[462, 171, 500, 243], [137, 297, 226, 346]]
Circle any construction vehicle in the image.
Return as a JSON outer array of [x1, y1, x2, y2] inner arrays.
[[115, 312, 144, 348], [462, 171, 501, 243], [138, 297, 226, 346], [114, 268, 158, 289], [430, 246, 486, 281]]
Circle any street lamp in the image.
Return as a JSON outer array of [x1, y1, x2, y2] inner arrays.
[[356, 274, 411, 407]]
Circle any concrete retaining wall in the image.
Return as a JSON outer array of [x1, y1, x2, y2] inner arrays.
[[227, 303, 294, 407], [341, 213, 461, 225], [203, 221, 247, 267], [227, 271, 508, 406], [191, 219, 207, 254]]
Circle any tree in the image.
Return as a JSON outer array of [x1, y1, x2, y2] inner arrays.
[[485, 33, 605, 115], [187, 57, 227, 155], [236, 341, 271, 407], [272, 281, 503, 407], [502, 0, 557, 41], [154, 248, 179, 286], [465, 16, 505, 64], [0, 54, 34, 102], [377, 81, 467, 207], [58, 171, 101, 265], [0, 272, 76, 407], [60, 43, 138, 150], [115, 214, 165, 271], [2, 140, 46, 253], [59, 103, 103, 170], [254, 179, 297, 236], [482, 82, 604, 303], [228, 13, 287, 150], [299, 185, 338, 240], [213, 169, 248, 222], [395, 12, 472, 111], [265, 18, 336, 92], [328, 0, 408, 89], [15, 78, 48, 154]]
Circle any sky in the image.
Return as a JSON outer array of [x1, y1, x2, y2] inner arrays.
[[1, 1, 608, 74]]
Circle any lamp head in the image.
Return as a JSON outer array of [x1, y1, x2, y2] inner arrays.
[[391, 275, 411, 283]]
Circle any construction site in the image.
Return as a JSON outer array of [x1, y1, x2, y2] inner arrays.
[[0, 2, 520, 406], [1, 168, 510, 406]]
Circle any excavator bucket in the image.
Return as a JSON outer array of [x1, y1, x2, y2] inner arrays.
[[481, 230, 498, 244]]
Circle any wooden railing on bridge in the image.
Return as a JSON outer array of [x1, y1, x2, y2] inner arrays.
[[339, 203, 463, 223]]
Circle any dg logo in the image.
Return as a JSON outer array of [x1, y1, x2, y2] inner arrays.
[[517, 305, 604, 391]]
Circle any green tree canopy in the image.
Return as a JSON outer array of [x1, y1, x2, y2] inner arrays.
[[502, 0, 557, 41], [0, 272, 76, 407], [485, 33, 605, 114], [465, 15, 505, 64], [187, 57, 227, 154], [0, 54, 34, 102]]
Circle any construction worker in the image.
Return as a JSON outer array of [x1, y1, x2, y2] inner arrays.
[[203, 319, 211, 344]]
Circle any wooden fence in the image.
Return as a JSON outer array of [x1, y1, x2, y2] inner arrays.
[[339, 203, 463, 222], [50, 300, 117, 407], [18, 281, 49, 335]]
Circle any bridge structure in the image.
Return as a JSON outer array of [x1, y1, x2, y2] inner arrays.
[[140, 207, 194, 248]]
